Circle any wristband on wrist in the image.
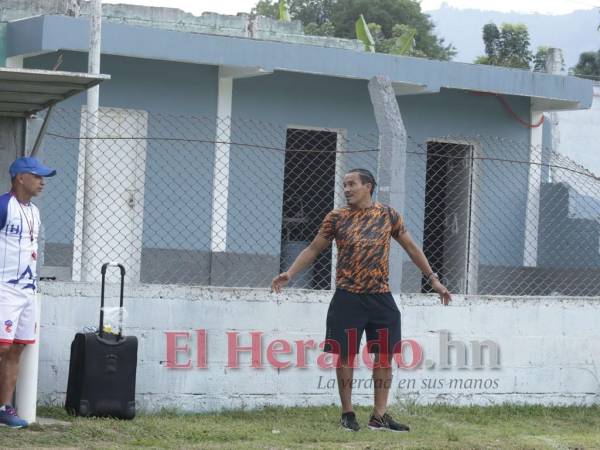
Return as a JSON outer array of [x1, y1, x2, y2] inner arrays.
[[425, 272, 439, 282]]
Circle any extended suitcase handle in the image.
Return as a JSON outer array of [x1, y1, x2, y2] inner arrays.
[[99, 263, 126, 339]]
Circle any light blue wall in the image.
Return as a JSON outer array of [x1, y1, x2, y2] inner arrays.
[[539, 183, 600, 268], [398, 89, 531, 267], [227, 72, 379, 255], [541, 116, 553, 183], [25, 51, 532, 269], [24, 52, 218, 250], [227, 74, 531, 268], [25, 51, 218, 112]]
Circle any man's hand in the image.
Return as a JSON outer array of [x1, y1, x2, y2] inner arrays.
[[431, 279, 452, 305], [271, 272, 291, 293]]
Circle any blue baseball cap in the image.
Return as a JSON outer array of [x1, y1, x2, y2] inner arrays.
[[9, 157, 56, 178]]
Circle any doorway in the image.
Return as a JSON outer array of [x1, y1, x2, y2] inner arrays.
[[422, 140, 478, 294], [280, 128, 337, 289]]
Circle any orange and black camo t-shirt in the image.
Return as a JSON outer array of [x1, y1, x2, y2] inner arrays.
[[318, 202, 407, 294]]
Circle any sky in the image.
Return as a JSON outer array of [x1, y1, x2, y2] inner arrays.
[[101, 0, 597, 16]]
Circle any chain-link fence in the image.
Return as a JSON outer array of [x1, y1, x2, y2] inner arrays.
[[405, 137, 600, 296], [36, 107, 600, 296]]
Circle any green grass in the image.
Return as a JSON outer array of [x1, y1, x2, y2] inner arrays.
[[3, 403, 600, 449]]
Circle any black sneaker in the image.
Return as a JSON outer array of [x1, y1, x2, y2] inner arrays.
[[368, 412, 409, 432], [340, 411, 360, 432]]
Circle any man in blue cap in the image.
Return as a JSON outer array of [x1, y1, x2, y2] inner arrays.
[[0, 156, 56, 428]]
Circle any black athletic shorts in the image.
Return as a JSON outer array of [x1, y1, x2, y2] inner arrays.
[[323, 288, 402, 357]]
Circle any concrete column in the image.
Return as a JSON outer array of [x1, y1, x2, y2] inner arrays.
[[545, 48, 565, 182], [208, 66, 270, 261], [523, 109, 544, 267], [73, 107, 148, 283], [0, 23, 7, 67], [368, 76, 408, 294], [210, 69, 233, 254], [523, 48, 564, 267], [74, 0, 111, 282], [86, 0, 101, 114], [545, 48, 565, 76]]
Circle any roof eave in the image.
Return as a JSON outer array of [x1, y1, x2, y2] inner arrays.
[[0, 67, 110, 117], [6, 15, 592, 113]]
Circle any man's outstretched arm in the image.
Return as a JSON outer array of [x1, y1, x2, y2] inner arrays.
[[271, 234, 331, 293], [394, 231, 452, 305]]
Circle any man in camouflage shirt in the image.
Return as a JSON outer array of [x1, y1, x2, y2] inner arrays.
[[272, 168, 451, 432]]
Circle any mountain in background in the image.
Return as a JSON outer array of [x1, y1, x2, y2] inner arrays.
[[425, 4, 599, 69]]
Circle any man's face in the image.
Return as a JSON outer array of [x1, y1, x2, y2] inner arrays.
[[16, 173, 45, 197], [343, 172, 371, 206]]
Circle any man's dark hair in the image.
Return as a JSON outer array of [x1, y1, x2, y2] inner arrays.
[[346, 168, 377, 196]]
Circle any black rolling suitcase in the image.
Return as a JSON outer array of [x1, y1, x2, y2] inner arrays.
[[65, 263, 138, 419]]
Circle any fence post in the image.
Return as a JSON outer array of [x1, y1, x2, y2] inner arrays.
[[72, 0, 102, 281], [523, 48, 563, 267], [368, 76, 407, 293]]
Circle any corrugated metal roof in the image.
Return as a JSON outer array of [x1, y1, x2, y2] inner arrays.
[[0, 67, 109, 117]]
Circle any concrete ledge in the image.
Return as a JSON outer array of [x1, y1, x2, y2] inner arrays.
[[34, 282, 600, 412], [6, 15, 593, 110]]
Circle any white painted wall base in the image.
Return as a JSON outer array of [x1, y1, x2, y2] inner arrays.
[[36, 283, 600, 412]]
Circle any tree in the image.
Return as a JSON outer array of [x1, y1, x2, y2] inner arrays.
[[331, 0, 454, 60], [303, 21, 335, 36], [252, 0, 455, 60], [475, 22, 532, 69], [252, 0, 336, 27], [572, 50, 600, 79], [532, 46, 549, 72], [253, 0, 278, 18], [371, 23, 418, 56], [481, 23, 500, 64]]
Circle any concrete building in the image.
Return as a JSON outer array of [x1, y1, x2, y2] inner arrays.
[[1, 3, 593, 295], [0, 2, 597, 412]]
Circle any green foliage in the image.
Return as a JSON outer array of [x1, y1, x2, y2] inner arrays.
[[10, 404, 600, 449], [572, 50, 600, 79], [367, 22, 384, 42], [382, 24, 418, 56], [252, 0, 455, 60], [532, 46, 549, 72], [500, 23, 532, 69], [356, 14, 375, 52], [252, 0, 278, 18], [331, 0, 455, 60], [476, 22, 532, 69], [303, 20, 335, 36], [482, 23, 500, 63], [253, 0, 336, 26], [279, 0, 291, 21]]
